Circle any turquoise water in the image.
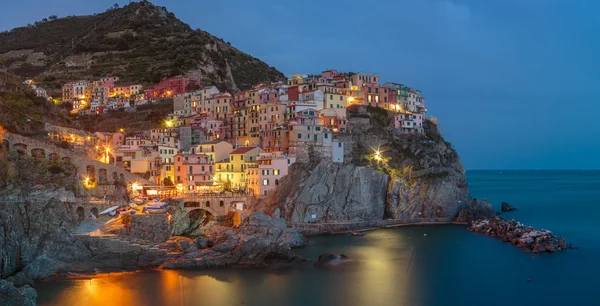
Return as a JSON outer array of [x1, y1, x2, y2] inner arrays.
[[34, 171, 600, 305]]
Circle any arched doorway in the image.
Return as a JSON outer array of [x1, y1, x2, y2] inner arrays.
[[31, 148, 45, 159], [86, 165, 96, 182], [205, 200, 211, 207], [98, 169, 108, 185], [90, 207, 99, 218], [76, 207, 85, 221], [219, 200, 224, 207], [13, 143, 27, 155], [49, 153, 59, 161]]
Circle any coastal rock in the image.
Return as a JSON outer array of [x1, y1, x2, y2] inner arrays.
[[501, 202, 516, 212], [261, 114, 475, 226], [274, 161, 389, 223], [195, 236, 208, 249], [314, 253, 350, 266], [168, 204, 192, 236], [455, 199, 495, 223], [4, 272, 33, 288], [160, 212, 306, 269], [0, 280, 37, 306], [0, 187, 92, 279], [468, 217, 566, 253]]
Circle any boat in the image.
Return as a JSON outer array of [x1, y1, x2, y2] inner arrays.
[[99, 206, 119, 216], [143, 202, 168, 214], [129, 202, 138, 208], [132, 197, 146, 204], [351, 232, 365, 237]]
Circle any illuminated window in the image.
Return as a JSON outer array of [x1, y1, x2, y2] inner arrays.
[[263, 179, 269, 186]]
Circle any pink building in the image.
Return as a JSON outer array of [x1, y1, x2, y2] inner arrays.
[[144, 75, 201, 100], [97, 77, 119, 88], [321, 69, 339, 78], [247, 151, 296, 197], [394, 112, 425, 134], [174, 153, 215, 193]]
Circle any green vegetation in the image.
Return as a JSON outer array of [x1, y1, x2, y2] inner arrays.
[[0, 72, 73, 135], [0, 1, 284, 93], [366, 105, 391, 129]]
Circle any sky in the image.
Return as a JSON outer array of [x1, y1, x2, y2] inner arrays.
[[1, 0, 599, 170]]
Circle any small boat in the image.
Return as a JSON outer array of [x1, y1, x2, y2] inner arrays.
[[143, 202, 168, 214], [99, 206, 120, 216], [351, 232, 365, 237]]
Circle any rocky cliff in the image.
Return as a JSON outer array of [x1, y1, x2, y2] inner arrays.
[[266, 106, 492, 224]]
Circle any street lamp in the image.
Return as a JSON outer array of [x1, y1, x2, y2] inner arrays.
[[374, 150, 382, 161]]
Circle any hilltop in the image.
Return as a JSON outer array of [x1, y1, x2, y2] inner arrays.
[[0, 1, 284, 94]]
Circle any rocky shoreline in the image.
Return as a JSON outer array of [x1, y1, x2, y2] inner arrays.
[[468, 217, 568, 253]]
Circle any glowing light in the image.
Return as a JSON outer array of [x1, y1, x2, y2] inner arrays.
[[119, 128, 125, 133], [347, 97, 355, 103], [374, 150, 382, 161], [165, 120, 173, 128]]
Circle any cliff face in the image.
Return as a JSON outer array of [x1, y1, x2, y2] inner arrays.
[[269, 106, 490, 224], [275, 162, 389, 223], [0, 188, 91, 280]]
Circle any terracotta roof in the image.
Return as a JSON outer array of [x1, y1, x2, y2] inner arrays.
[[231, 146, 258, 154]]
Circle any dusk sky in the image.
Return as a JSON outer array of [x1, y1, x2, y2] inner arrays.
[[2, 0, 599, 170]]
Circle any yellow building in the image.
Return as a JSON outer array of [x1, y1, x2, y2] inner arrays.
[[215, 146, 262, 190]]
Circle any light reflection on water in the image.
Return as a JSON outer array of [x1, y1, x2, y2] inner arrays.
[[34, 171, 600, 305]]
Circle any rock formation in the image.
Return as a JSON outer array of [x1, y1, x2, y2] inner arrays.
[[160, 212, 306, 269], [313, 253, 350, 266], [468, 217, 567, 253], [501, 202, 516, 212], [455, 199, 495, 223], [274, 161, 389, 223], [265, 106, 488, 225], [0, 280, 37, 306], [0, 187, 91, 280]]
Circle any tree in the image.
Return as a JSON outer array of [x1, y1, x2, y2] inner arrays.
[[49, 15, 58, 21], [163, 177, 174, 186], [42, 18, 48, 22], [113, 3, 119, 9]]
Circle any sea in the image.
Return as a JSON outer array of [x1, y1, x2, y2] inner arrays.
[[33, 170, 600, 306]]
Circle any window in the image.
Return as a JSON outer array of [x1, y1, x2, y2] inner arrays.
[[188, 175, 193, 180], [338, 142, 342, 147], [241, 155, 244, 160], [177, 176, 181, 182], [275, 179, 279, 185], [324, 133, 328, 139], [330, 104, 333, 108], [330, 95, 333, 100], [288, 159, 291, 164], [263, 179, 269, 186], [298, 133, 302, 139], [274, 169, 280, 175], [314, 135, 318, 141]]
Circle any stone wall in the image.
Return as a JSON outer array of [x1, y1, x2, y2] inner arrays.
[[4, 132, 153, 186], [124, 214, 170, 243]]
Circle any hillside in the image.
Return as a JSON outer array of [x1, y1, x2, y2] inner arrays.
[[0, 0, 285, 94], [0, 71, 74, 135]]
